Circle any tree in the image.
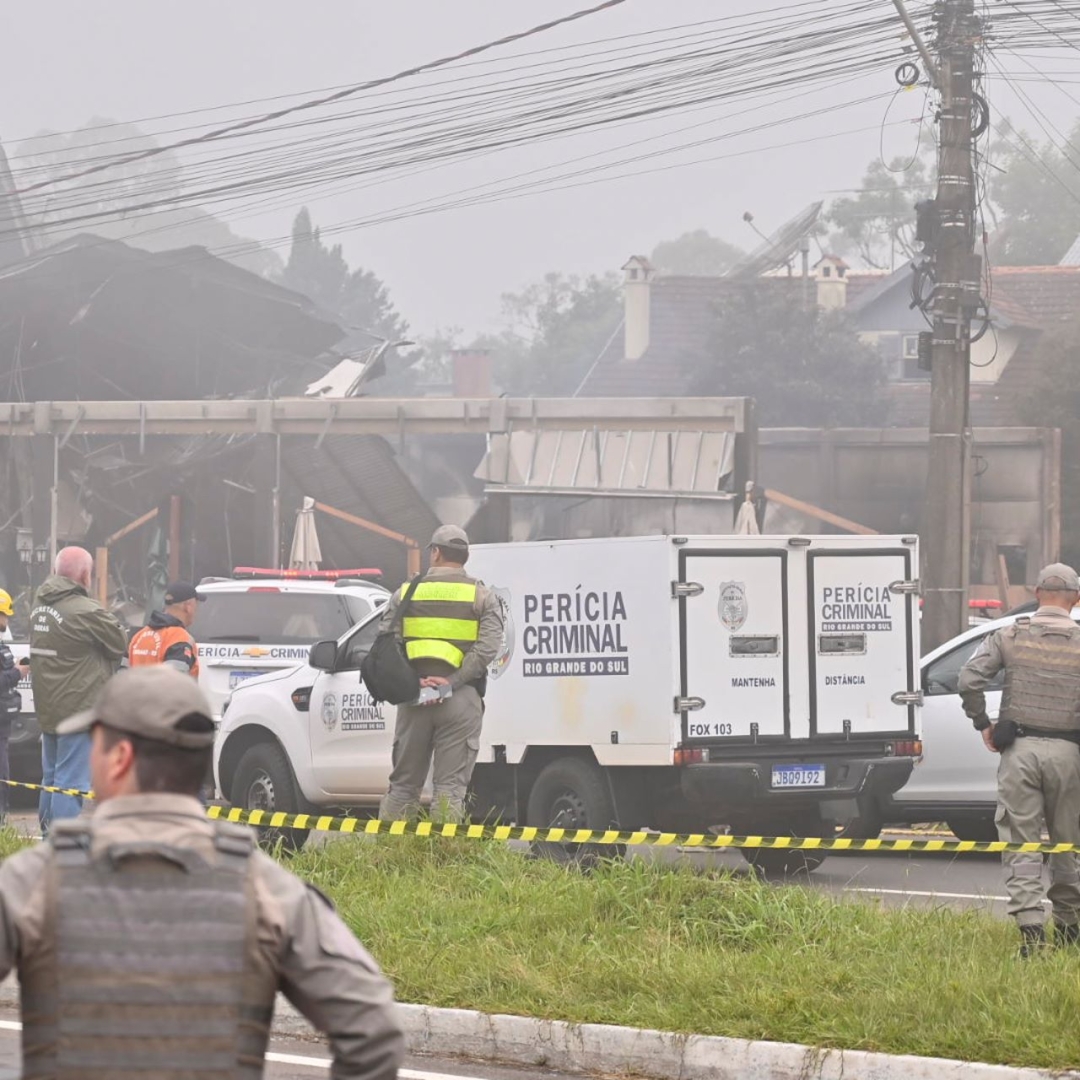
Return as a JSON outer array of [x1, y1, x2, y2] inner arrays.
[[13, 120, 281, 277], [827, 154, 933, 270], [366, 328, 456, 396], [989, 119, 1080, 266], [831, 118, 1080, 270], [693, 285, 886, 427], [479, 272, 622, 396], [1016, 316, 1080, 566], [651, 230, 744, 276], [277, 209, 408, 344], [277, 208, 418, 395]]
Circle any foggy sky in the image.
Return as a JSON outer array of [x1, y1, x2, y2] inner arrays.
[[5, 2, 1078, 337]]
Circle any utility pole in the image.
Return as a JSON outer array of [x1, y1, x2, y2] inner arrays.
[[918, 0, 981, 651]]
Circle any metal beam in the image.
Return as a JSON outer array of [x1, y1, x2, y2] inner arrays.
[[2, 397, 750, 439], [763, 489, 877, 536]]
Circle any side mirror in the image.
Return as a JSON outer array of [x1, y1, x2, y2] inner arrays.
[[309, 640, 338, 672]]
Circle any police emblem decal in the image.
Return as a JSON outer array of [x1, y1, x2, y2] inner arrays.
[[321, 692, 338, 732], [718, 582, 748, 631], [489, 587, 515, 680]]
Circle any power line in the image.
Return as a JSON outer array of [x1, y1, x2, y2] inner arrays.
[[12, 0, 631, 197], [2, 4, 906, 242]]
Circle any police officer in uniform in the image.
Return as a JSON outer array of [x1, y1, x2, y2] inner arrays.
[[379, 525, 504, 823], [0, 589, 29, 822], [960, 562, 1080, 955], [129, 581, 204, 677], [0, 666, 404, 1079]]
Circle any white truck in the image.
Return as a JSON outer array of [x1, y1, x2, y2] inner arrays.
[[216, 534, 922, 871]]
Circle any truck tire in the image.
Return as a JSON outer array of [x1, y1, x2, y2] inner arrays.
[[736, 815, 830, 876], [946, 814, 998, 843], [526, 757, 623, 866], [230, 743, 308, 854], [741, 845, 828, 876]]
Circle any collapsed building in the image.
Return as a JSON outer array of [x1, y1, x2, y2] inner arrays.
[[0, 234, 439, 621]]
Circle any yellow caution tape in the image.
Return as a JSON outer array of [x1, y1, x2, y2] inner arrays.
[[205, 806, 1080, 855], [1, 779, 95, 799], [2, 778, 1072, 854]]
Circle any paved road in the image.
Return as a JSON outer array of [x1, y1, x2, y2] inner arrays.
[[0, 1014, 573, 1080], [646, 842, 1018, 915]]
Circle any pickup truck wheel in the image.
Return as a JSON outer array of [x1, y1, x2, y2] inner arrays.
[[841, 809, 883, 841], [526, 757, 623, 866], [231, 743, 308, 854], [736, 816, 830, 876], [946, 814, 998, 843]]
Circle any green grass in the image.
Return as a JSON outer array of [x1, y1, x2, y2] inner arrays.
[[292, 838, 1080, 1071], [4, 824, 1077, 1068], [0, 828, 33, 860]]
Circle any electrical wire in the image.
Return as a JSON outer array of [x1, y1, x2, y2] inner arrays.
[[0, 0, 912, 249], [11, 0, 632, 196], [12, 0, 1080, 279]]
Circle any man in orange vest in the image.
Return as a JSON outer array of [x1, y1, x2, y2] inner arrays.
[[129, 581, 204, 677]]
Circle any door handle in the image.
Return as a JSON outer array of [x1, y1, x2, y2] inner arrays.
[[675, 696, 706, 713], [891, 690, 923, 707]]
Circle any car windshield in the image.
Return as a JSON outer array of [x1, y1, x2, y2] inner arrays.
[[192, 592, 372, 646]]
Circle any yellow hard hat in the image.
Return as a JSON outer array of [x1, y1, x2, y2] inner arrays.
[[0, 590, 13, 618]]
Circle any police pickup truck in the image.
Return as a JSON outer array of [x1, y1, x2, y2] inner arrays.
[[217, 535, 922, 872]]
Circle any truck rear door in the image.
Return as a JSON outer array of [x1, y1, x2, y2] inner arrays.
[[808, 548, 918, 737], [679, 548, 789, 742]]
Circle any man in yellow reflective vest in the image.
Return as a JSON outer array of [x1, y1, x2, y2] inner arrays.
[[378, 526, 504, 822]]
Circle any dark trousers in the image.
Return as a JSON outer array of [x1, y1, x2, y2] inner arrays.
[[0, 716, 11, 819]]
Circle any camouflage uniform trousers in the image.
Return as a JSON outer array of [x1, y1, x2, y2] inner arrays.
[[379, 684, 483, 823], [996, 735, 1080, 928]]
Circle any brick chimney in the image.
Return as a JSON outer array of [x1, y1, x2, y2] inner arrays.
[[451, 349, 493, 397], [622, 255, 655, 361], [814, 255, 849, 310]]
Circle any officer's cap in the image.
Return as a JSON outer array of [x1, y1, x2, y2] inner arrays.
[[1035, 562, 1080, 593], [58, 667, 215, 750], [164, 581, 205, 605], [429, 525, 469, 552]]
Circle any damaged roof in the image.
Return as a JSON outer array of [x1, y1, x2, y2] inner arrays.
[[0, 233, 344, 400]]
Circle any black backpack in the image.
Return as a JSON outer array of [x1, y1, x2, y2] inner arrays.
[[361, 577, 423, 705]]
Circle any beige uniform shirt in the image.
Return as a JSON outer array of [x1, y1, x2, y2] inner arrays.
[[381, 565, 504, 689], [958, 605, 1078, 721], [0, 794, 404, 1080]]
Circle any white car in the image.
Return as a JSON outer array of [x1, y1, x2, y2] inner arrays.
[[883, 602, 1060, 840]]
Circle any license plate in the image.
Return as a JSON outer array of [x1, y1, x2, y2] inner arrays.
[[229, 670, 264, 690], [771, 764, 826, 788]]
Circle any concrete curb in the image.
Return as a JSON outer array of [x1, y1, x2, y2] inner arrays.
[[276, 997, 1080, 1080], [3, 980, 1076, 1080]]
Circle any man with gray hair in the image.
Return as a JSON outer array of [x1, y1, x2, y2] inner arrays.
[[960, 562, 1080, 956], [30, 546, 128, 832]]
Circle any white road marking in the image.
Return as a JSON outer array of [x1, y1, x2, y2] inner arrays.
[[845, 886, 1049, 904], [264, 1051, 331, 1067], [0, 1018, 488, 1079]]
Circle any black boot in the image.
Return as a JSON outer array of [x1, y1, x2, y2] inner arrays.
[[1054, 921, 1080, 948], [1020, 924, 1047, 958]]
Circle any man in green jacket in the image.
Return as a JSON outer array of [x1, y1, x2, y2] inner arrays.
[[30, 546, 128, 832]]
